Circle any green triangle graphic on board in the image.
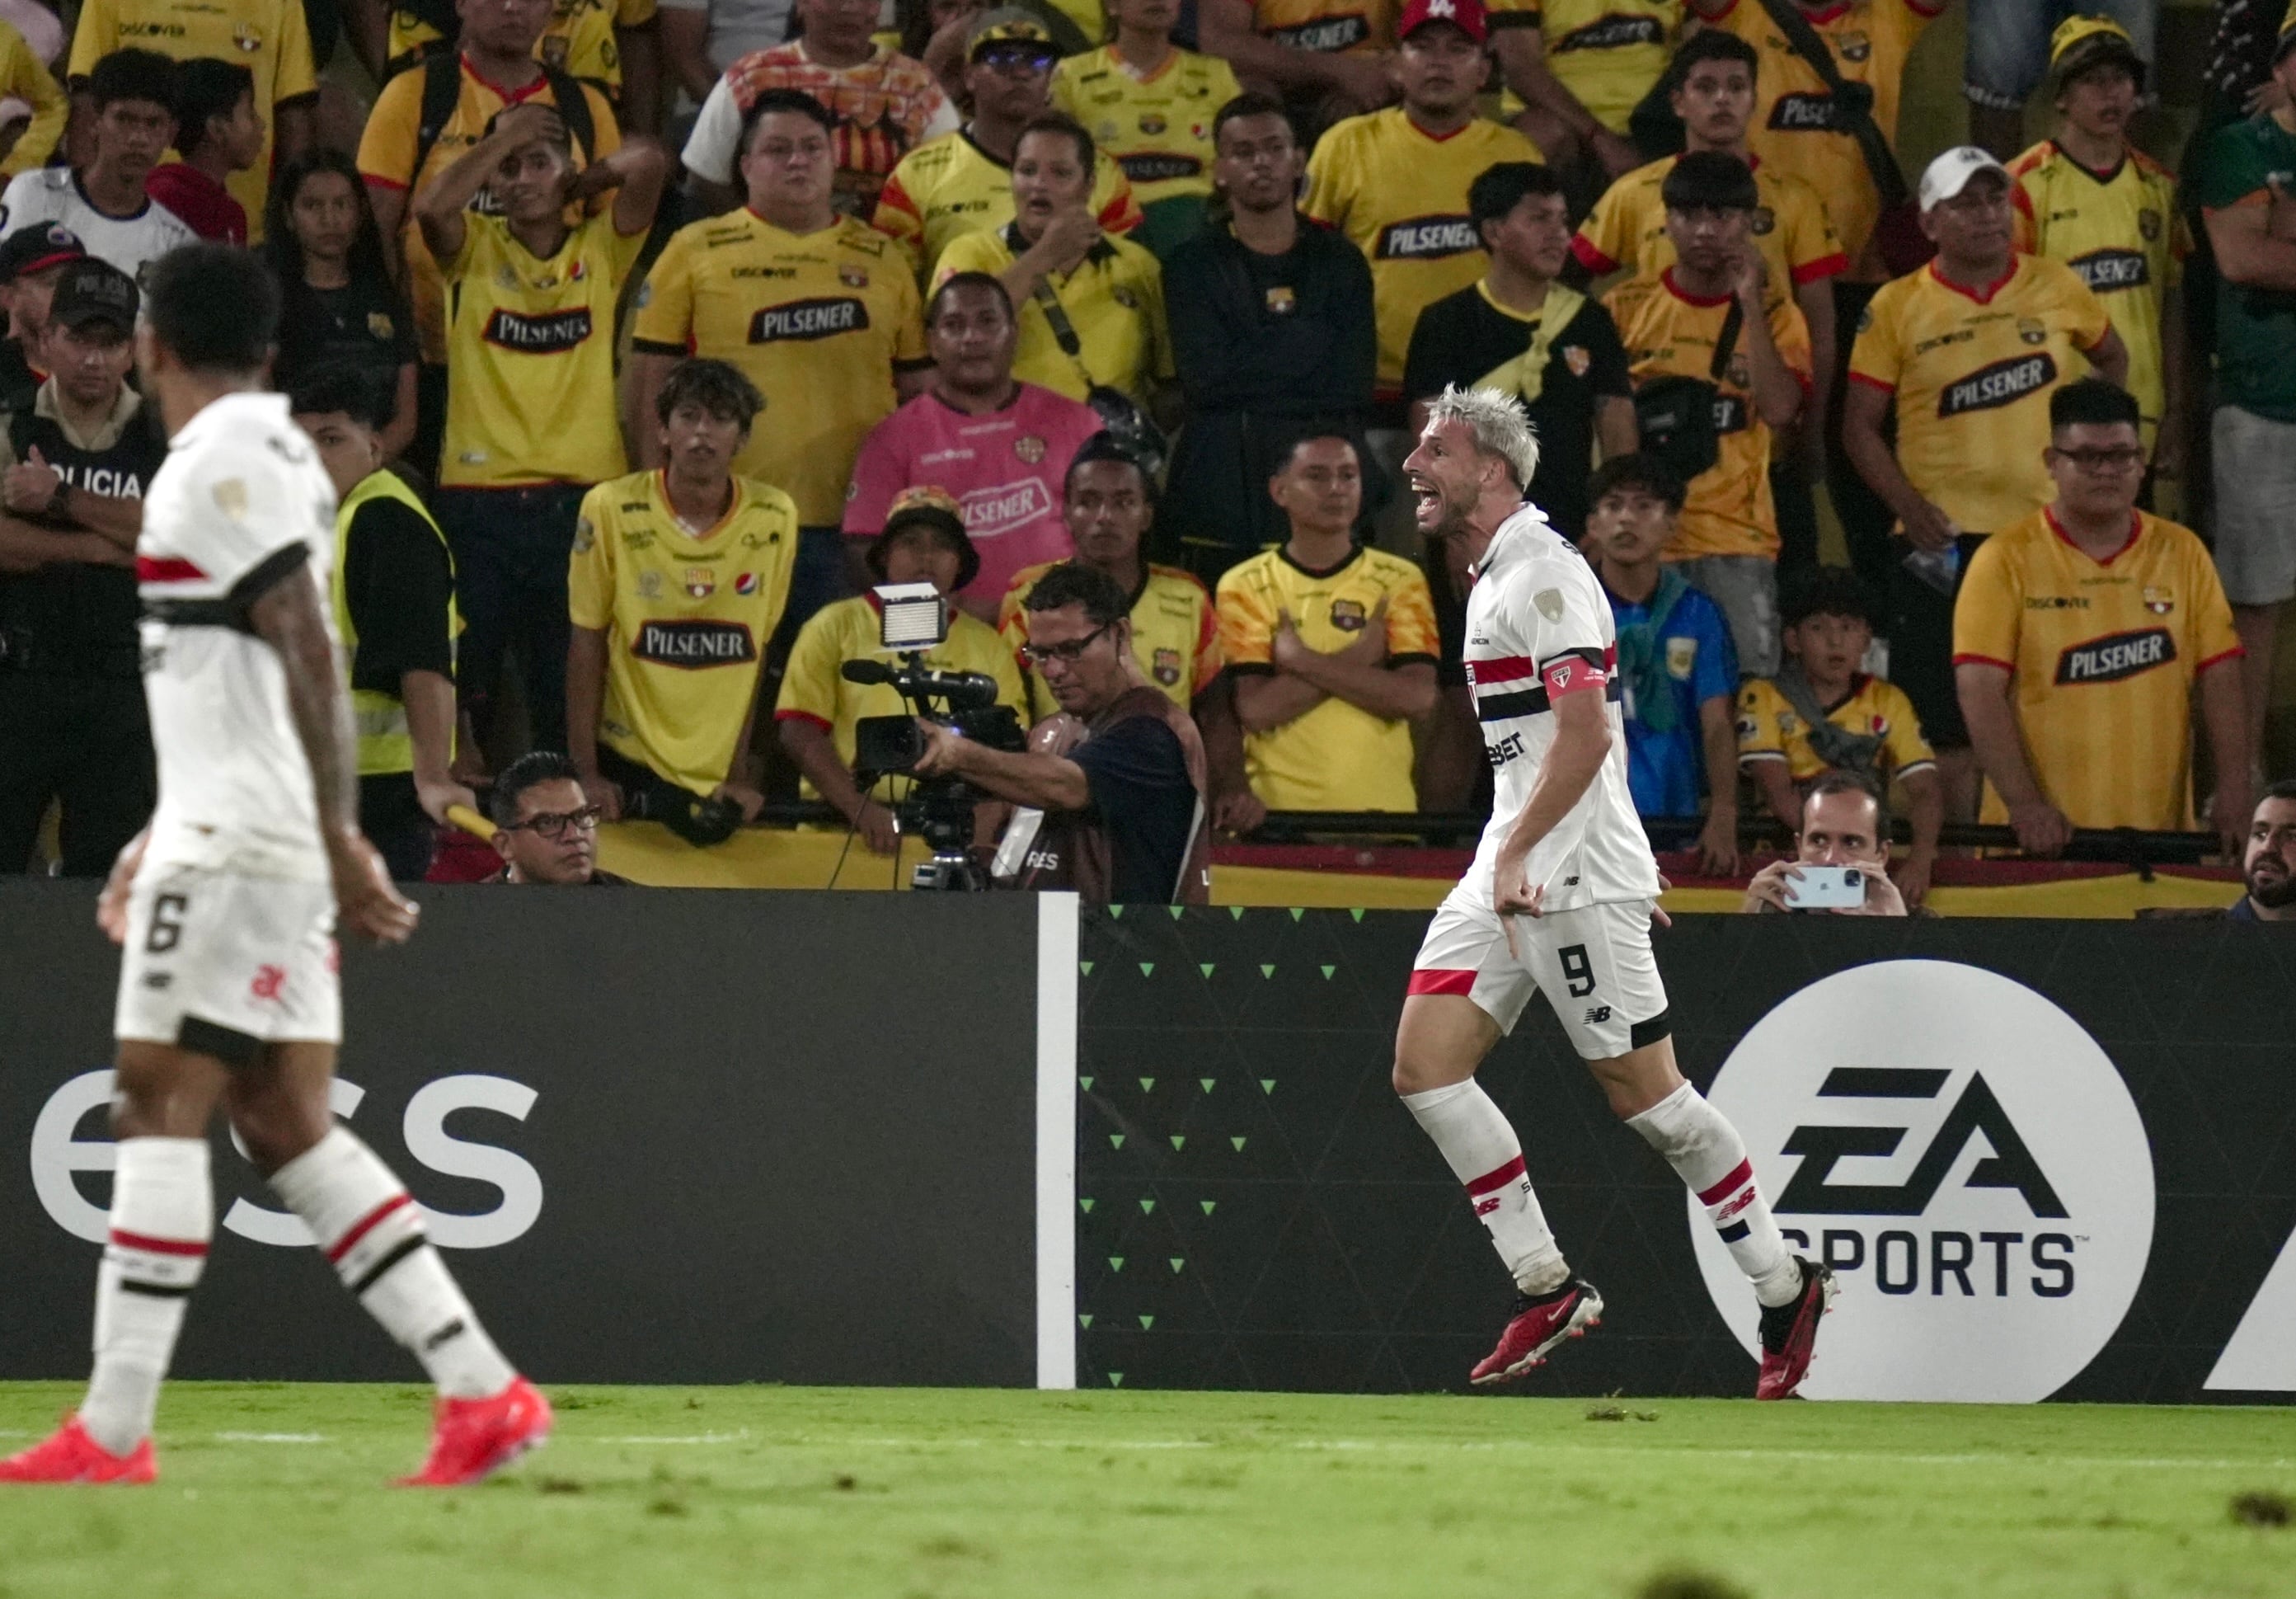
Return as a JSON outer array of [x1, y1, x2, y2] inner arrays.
[[1260, 1079, 1275, 1094], [1169, 1258, 1185, 1274], [1200, 1200, 1216, 1216], [1108, 905, 1124, 919], [1079, 961, 1094, 976], [1108, 1373, 1124, 1387], [1109, 1135, 1125, 1150], [1321, 966, 1336, 980], [1139, 962, 1154, 977], [1078, 1314, 1092, 1329], [1228, 905, 1245, 920], [1289, 907, 1305, 921], [1139, 1198, 1155, 1214], [1350, 909, 1365, 922], [1109, 1257, 1125, 1272], [1079, 1076, 1093, 1091], [1199, 963, 1215, 978], [1231, 1136, 1247, 1151], [1260, 963, 1275, 978], [1139, 1314, 1154, 1330], [1078, 1197, 1094, 1213], [1139, 1077, 1154, 1093], [1200, 1077, 1215, 1093], [1167, 905, 1185, 920], [1169, 1136, 1186, 1151]]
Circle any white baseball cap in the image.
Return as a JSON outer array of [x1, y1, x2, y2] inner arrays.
[[1918, 145, 2012, 213]]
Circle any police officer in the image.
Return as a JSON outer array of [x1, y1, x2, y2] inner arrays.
[[287, 364, 472, 880], [0, 256, 162, 874]]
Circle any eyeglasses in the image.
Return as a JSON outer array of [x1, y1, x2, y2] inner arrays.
[[501, 805, 603, 839], [2051, 446, 2145, 473], [1018, 623, 1113, 667]]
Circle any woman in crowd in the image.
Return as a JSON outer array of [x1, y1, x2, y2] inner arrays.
[[1052, 0, 1241, 256], [264, 148, 418, 465], [932, 111, 1170, 411]]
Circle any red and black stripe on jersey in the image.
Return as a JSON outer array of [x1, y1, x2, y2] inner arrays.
[[1466, 644, 1618, 721]]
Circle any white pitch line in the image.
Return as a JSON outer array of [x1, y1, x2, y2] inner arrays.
[[594, 1431, 753, 1445], [213, 1432, 326, 1443]]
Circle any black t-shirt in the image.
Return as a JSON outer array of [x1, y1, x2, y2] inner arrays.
[[275, 272, 417, 393], [1072, 714, 1199, 905], [1402, 283, 1633, 542], [344, 491, 454, 690]]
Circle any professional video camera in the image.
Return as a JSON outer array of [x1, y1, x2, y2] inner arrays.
[[845, 583, 1025, 890]]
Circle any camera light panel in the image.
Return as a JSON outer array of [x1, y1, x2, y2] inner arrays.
[[875, 583, 949, 651]]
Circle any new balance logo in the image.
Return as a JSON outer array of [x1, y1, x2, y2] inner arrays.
[[1776, 1067, 2065, 1217], [1584, 1005, 1612, 1025]]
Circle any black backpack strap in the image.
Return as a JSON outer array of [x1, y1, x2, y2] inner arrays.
[[411, 52, 462, 187], [541, 64, 598, 164], [1709, 297, 1744, 382], [1749, 0, 1909, 211]]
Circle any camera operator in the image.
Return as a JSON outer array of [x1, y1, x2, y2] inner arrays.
[[1739, 770, 1911, 918], [914, 562, 1210, 905]]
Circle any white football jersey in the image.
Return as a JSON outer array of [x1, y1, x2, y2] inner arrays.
[[137, 391, 340, 882], [1458, 502, 1660, 914], [0, 168, 196, 281]]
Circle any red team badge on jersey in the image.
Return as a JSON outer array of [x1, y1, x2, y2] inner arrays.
[[684, 567, 716, 599], [250, 965, 287, 1003]]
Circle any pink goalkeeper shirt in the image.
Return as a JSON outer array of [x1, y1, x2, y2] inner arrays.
[[843, 382, 1103, 610]]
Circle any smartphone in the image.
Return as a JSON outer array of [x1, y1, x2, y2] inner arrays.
[[1783, 864, 1866, 910]]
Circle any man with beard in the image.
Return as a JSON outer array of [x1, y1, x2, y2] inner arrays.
[[1392, 382, 1834, 1397], [2228, 782, 2296, 922]]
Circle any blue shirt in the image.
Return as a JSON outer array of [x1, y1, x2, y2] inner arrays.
[[1605, 577, 1737, 817]]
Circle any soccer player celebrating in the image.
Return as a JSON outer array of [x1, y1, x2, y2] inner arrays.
[[0, 246, 548, 1488], [1393, 383, 1832, 1397]]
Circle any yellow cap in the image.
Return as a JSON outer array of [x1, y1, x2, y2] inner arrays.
[[2278, 1, 2296, 64], [2049, 14, 2144, 89]]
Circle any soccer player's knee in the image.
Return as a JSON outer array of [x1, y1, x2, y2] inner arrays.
[[228, 1097, 330, 1177]]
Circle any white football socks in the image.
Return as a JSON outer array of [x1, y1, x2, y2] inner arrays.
[[1402, 1079, 1571, 1296], [269, 1128, 513, 1399], [1628, 1082, 1802, 1309], [82, 1136, 212, 1456]]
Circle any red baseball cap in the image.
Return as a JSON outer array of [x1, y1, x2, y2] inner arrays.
[[1398, 0, 1488, 45]]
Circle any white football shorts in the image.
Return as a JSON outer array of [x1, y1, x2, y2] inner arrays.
[[1408, 891, 1669, 1061], [114, 864, 341, 1061]]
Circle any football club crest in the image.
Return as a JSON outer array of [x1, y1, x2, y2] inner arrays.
[[1750, 205, 1776, 237], [1153, 647, 1181, 685], [232, 21, 263, 51], [1265, 285, 1297, 316], [2139, 207, 2162, 242], [1015, 435, 1047, 463], [1666, 637, 1697, 680], [839, 262, 868, 288], [2143, 586, 2173, 615], [684, 567, 716, 599], [1534, 588, 1564, 623], [1140, 113, 1167, 135], [541, 35, 570, 67], [367, 311, 396, 341], [2017, 317, 2047, 346], [1564, 344, 1590, 378], [1330, 598, 1368, 632], [1837, 29, 1870, 61], [736, 572, 760, 596], [1113, 287, 1139, 309], [572, 517, 596, 553]]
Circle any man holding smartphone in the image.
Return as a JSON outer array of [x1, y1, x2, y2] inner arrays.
[[1740, 769, 1911, 916]]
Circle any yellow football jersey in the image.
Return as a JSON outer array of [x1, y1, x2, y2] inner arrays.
[[1215, 544, 1441, 812], [1848, 254, 2114, 537], [633, 210, 927, 527], [68, 0, 317, 241], [1052, 47, 1242, 210], [2007, 139, 2187, 450], [439, 211, 646, 488], [1689, 0, 1940, 269], [1604, 269, 1811, 560], [387, 0, 656, 88], [568, 469, 799, 795], [0, 21, 65, 178], [932, 228, 1172, 407], [775, 593, 1027, 802], [1489, 0, 1679, 135], [1572, 154, 1847, 289], [1735, 672, 1934, 782], [999, 560, 1223, 721], [871, 129, 1143, 280], [1251, 0, 1396, 53], [1952, 507, 2242, 831], [1301, 108, 1543, 396], [356, 61, 622, 363]]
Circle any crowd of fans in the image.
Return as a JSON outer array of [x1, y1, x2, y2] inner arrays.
[[1, 0, 2294, 910]]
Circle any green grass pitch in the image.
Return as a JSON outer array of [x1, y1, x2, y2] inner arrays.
[[0, 1383, 2289, 1598]]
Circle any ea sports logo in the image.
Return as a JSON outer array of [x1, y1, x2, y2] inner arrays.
[[1691, 961, 2152, 1401]]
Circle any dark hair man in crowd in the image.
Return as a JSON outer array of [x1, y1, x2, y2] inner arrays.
[[1408, 159, 1636, 545], [486, 750, 627, 885], [1162, 92, 1375, 581], [0, 49, 196, 280], [916, 561, 1211, 905], [289, 364, 471, 882], [148, 58, 265, 244], [0, 257, 162, 875], [1582, 454, 1740, 876], [1739, 770, 1911, 917], [2229, 781, 2296, 922]]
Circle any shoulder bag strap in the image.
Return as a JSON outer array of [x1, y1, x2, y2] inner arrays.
[[1749, 0, 1909, 210], [1709, 295, 1744, 381]]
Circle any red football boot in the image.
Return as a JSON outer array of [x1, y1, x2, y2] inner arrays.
[[1756, 1258, 1838, 1399], [1469, 1278, 1604, 1385], [395, 1376, 552, 1487], [0, 1417, 157, 1484]]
